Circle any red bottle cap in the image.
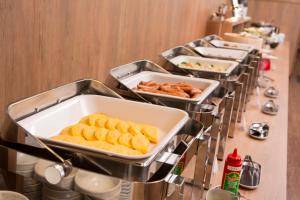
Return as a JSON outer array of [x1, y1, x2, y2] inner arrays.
[[227, 148, 241, 165]]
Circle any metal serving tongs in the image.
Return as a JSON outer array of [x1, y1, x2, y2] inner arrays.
[[1, 79, 124, 184]]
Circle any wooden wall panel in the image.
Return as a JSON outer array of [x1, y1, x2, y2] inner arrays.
[[0, 0, 225, 124], [248, 0, 300, 73]]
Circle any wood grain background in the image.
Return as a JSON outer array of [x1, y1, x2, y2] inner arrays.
[[1, 0, 300, 126], [0, 0, 225, 125]]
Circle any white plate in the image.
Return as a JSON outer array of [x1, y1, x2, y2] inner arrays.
[[170, 55, 239, 76], [210, 39, 255, 52], [194, 47, 248, 61], [121, 71, 219, 103], [75, 170, 121, 199], [18, 95, 189, 159], [0, 191, 29, 200]]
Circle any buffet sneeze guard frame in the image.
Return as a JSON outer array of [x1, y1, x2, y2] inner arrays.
[[0, 79, 218, 200]]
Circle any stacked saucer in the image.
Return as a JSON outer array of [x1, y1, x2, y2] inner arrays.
[[16, 152, 41, 200], [42, 184, 82, 200]]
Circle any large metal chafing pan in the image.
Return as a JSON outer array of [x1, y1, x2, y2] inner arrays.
[[110, 60, 220, 109], [0, 79, 205, 184], [161, 46, 241, 80], [203, 34, 255, 53]]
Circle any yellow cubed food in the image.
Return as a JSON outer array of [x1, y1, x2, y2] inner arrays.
[[131, 134, 150, 154], [116, 120, 129, 133], [95, 140, 115, 151], [106, 130, 121, 145], [88, 113, 107, 126], [118, 133, 133, 148], [128, 123, 143, 136], [60, 126, 72, 135], [95, 116, 108, 128], [95, 128, 109, 141], [51, 135, 69, 141], [70, 124, 87, 137], [141, 125, 158, 144], [82, 126, 97, 141], [79, 116, 89, 124], [105, 118, 120, 130], [62, 135, 86, 144], [110, 145, 141, 155]]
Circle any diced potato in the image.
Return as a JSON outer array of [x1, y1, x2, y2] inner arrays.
[[79, 116, 89, 124], [118, 133, 132, 148], [82, 126, 97, 141], [60, 126, 72, 136], [131, 134, 150, 154], [95, 115, 108, 128], [70, 124, 87, 137], [105, 118, 120, 130], [106, 130, 121, 145], [141, 125, 158, 144], [94, 128, 109, 141], [116, 120, 129, 133], [128, 125, 142, 136], [51, 135, 69, 140], [62, 135, 86, 144]]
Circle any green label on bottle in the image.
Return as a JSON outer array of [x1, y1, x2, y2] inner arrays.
[[223, 172, 240, 195]]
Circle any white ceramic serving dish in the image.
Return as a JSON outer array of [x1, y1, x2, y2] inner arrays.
[[121, 71, 220, 103], [170, 55, 239, 76], [18, 95, 189, 159], [75, 170, 121, 200], [210, 39, 255, 52], [194, 46, 248, 61]]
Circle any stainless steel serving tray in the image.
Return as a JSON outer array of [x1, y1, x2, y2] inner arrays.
[[1, 79, 204, 182], [204, 34, 255, 52], [110, 60, 220, 105], [161, 46, 240, 79]]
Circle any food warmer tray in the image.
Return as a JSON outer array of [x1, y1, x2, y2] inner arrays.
[[203, 34, 255, 52], [110, 60, 220, 107], [1, 79, 204, 182], [161, 46, 241, 79], [186, 39, 248, 62]]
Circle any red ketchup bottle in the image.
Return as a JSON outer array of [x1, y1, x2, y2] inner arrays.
[[221, 148, 242, 196]]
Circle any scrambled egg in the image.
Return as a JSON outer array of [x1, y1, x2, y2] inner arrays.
[[51, 113, 159, 155]]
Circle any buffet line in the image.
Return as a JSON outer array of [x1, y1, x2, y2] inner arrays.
[[0, 33, 273, 200]]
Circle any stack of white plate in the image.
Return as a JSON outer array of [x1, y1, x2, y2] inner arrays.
[[119, 181, 132, 200], [42, 184, 82, 200], [75, 170, 121, 200], [16, 153, 41, 200]]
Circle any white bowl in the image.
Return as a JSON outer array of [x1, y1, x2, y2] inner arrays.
[[0, 191, 29, 200], [75, 170, 121, 199]]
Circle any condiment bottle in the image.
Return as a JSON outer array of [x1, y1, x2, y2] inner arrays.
[[221, 148, 242, 196]]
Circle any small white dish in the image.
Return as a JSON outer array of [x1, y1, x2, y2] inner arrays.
[[0, 191, 29, 200], [75, 170, 121, 199]]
